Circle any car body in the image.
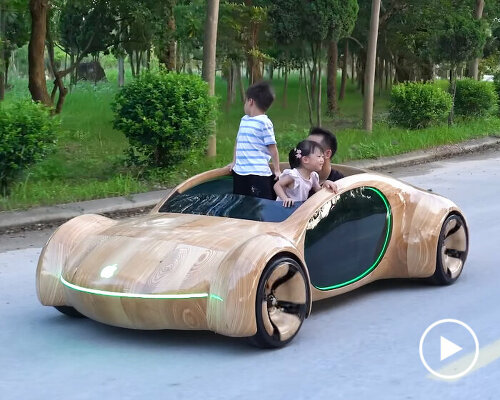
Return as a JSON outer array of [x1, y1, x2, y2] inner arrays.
[[36, 163, 469, 347]]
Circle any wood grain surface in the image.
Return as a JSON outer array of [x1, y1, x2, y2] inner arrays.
[[37, 164, 464, 336]]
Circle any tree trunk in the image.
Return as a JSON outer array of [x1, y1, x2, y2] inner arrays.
[[165, 3, 177, 71], [225, 63, 233, 111], [129, 52, 135, 77], [317, 43, 322, 127], [469, 0, 485, 80], [385, 59, 389, 90], [304, 63, 314, 126], [0, 6, 5, 101], [118, 56, 125, 87], [378, 57, 383, 95], [28, 0, 52, 106], [351, 52, 355, 83], [235, 60, 245, 102], [449, 67, 457, 125], [136, 51, 142, 76], [283, 66, 288, 108], [327, 40, 338, 114], [339, 41, 349, 101], [363, 0, 381, 132], [202, 0, 220, 157], [5, 55, 9, 87]]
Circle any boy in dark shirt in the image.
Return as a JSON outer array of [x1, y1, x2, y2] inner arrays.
[[307, 127, 344, 183]]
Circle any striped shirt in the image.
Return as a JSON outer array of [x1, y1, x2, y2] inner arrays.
[[233, 114, 276, 176]]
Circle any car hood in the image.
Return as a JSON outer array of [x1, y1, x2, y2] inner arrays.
[[61, 213, 275, 295]]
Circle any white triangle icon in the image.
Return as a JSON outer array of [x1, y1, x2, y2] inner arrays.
[[440, 336, 463, 361]]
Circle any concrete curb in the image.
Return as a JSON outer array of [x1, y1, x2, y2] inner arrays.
[[1, 136, 499, 233]]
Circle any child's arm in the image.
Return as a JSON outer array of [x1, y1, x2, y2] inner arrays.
[[274, 175, 295, 207], [267, 144, 281, 179], [227, 143, 237, 171]]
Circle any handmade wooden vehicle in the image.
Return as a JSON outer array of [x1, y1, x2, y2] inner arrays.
[[36, 163, 469, 348]]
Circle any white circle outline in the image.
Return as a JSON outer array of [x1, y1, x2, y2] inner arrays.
[[419, 318, 479, 380]]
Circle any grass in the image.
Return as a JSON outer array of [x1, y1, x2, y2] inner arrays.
[[1, 71, 499, 211]]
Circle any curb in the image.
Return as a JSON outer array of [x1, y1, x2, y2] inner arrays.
[[1, 136, 499, 233]]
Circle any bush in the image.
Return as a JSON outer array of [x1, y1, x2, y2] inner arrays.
[[389, 82, 452, 129], [0, 101, 58, 195], [455, 78, 498, 118], [112, 72, 217, 168]]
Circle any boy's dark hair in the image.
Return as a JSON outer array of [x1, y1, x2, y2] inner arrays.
[[246, 81, 275, 111], [308, 126, 338, 158], [289, 140, 324, 169]]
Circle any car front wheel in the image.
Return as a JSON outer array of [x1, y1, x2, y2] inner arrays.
[[431, 213, 469, 285], [251, 257, 310, 348]]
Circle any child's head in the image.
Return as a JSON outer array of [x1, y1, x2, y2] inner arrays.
[[244, 81, 275, 114], [289, 140, 325, 170]]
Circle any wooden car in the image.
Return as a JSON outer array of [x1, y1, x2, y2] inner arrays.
[[36, 163, 469, 348]]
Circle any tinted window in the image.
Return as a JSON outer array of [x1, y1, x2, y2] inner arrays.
[[305, 187, 391, 290], [159, 176, 303, 222]]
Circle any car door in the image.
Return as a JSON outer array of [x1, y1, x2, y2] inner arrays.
[[304, 186, 392, 290]]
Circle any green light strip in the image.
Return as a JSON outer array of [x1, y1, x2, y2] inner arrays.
[[315, 187, 392, 291], [60, 275, 223, 301]]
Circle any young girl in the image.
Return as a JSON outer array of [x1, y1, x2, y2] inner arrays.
[[274, 140, 337, 207]]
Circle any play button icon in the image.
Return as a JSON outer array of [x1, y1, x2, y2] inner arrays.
[[419, 319, 479, 380], [440, 336, 462, 361]]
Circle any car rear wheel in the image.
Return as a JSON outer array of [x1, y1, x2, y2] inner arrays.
[[54, 306, 86, 318], [431, 213, 469, 285], [250, 257, 310, 348]]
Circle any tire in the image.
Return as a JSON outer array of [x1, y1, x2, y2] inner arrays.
[[430, 213, 469, 285], [250, 257, 310, 348], [54, 306, 86, 318]]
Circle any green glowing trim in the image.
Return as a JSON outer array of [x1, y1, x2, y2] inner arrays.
[[315, 187, 392, 291], [60, 276, 223, 301]]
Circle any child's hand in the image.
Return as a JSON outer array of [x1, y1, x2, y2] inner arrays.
[[282, 197, 294, 207], [322, 180, 338, 194], [226, 162, 235, 172]]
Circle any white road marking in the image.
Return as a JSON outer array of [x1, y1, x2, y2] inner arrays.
[[429, 338, 500, 381]]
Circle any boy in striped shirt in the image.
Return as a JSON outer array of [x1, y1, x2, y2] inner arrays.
[[228, 81, 281, 200]]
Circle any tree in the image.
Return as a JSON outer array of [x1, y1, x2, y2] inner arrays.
[[28, 0, 52, 106], [469, 0, 485, 80], [432, 12, 487, 124], [47, 0, 116, 113], [202, 0, 219, 157], [323, 0, 358, 115], [2, 4, 30, 93], [363, 0, 381, 131]]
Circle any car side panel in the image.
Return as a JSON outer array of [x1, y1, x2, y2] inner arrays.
[[206, 234, 307, 337]]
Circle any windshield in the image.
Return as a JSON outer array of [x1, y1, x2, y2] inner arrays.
[[159, 191, 302, 223]]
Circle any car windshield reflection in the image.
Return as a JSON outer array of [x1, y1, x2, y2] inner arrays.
[[159, 192, 303, 223]]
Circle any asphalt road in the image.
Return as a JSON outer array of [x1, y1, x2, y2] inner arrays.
[[1, 150, 499, 399]]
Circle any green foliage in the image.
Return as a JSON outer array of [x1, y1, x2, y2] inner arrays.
[[454, 78, 497, 118], [389, 83, 452, 129], [432, 13, 487, 67], [270, 0, 358, 44], [58, 0, 116, 58], [112, 72, 217, 169], [0, 101, 58, 195]]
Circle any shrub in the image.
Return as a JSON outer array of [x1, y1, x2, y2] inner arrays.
[[454, 78, 498, 118], [112, 72, 217, 168], [389, 82, 452, 129], [0, 101, 58, 195]]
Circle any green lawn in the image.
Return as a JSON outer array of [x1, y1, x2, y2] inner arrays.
[[2, 72, 500, 211]]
